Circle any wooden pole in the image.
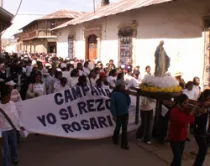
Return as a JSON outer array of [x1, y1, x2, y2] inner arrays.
[[93, 0, 96, 13]]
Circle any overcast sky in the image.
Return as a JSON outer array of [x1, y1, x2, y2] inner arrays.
[[2, 0, 120, 38]]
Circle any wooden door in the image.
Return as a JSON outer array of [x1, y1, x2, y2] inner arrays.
[[88, 35, 97, 62]]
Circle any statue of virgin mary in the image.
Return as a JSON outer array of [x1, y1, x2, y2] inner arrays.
[[154, 41, 170, 77]]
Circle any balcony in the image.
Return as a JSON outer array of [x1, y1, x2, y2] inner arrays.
[[20, 29, 56, 41]]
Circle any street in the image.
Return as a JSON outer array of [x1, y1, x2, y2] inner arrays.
[[18, 134, 168, 166]]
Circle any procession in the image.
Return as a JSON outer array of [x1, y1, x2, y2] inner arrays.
[[1, 0, 210, 166]]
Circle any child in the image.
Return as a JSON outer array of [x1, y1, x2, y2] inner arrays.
[[0, 88, 25, 166], [110, 79, 131, 150]]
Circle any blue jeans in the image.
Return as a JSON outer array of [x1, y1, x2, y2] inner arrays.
[[170, 141, 186, 166], [2, 129, 18, 166]]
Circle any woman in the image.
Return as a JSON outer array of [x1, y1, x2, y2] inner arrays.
[[168, 94, 194, 166], [193, 89, 210, 166], [110, 79, 130, 150], [83, 61, 90, 77], [69, 69, 79, 87], [77, 76, 88, 87], [87, 70, 97, 87], [54, 77, 69, 92], [96, 72, 109, 88], [183, 81, 196, 100], [107, 69, 117, 88], [26, 71, 46, 98]]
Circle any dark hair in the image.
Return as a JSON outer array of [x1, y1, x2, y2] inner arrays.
[[77, 76, 87, 87], [60, 77, 67, 86], [31, 71, 42, 84], [193, 77, 200, 85], [84, 61, 89, 67], [185, 81, 193, 89], [54, 70, 62, 79], [198, 89, 210, 102], [175, 94, 188, 105], [71, 69, 79, 77], [109, 69, 117, 76], [145, 65, 151, 70], [117, 73, 124, 80], [1, 86, 12, 98]]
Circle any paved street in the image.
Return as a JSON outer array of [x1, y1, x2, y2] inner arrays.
[[18, 134, 168, 166]]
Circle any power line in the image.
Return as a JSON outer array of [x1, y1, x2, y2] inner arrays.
[[1, 0, 23, 36], [12, 0, 23, 21]]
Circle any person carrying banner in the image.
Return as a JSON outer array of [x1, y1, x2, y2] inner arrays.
[[0, 88, 25, 166], [110, 79, 131, 150]]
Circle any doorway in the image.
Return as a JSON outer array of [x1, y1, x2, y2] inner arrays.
[[48, 42, 56, 53], [87, 34, 97, 61]]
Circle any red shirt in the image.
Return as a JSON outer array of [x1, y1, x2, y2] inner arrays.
[[168, 106, 194, 142]]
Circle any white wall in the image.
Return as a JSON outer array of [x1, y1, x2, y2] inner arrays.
[[57, 0, 210, 84]]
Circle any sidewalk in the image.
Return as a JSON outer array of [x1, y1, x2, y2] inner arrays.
[[136, 137, 210, 166]]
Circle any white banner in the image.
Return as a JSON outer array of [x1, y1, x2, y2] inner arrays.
[[16, 86, 137, 140]]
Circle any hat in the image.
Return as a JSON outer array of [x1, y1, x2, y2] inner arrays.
[[45, 63, 51, 68], [100, 72, 107, 78], [5, 80, 16, 86], [70, 61, 74, 65], [174, 72, 183, 77], [116, 79, 125, 86]]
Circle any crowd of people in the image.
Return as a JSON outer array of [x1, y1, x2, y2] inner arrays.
[[0, 51, 209, 166]]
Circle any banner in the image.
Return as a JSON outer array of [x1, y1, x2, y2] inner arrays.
[[16, 86, 137, 140]]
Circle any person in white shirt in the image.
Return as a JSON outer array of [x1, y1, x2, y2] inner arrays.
[[96, 72, 109, 88], [87, 70, 98, 87], [69, 69, 79, 87], [54, 77, 69, 92], [141, 65, 152, 81], [45, 68, 55, 94], [53, 70, 63, 93], [107, 69, 117, 88], [26, 72, 46, 98], [83, 61, 90, 77], [183, 81, 196, 100], [192, 77, 201, 100], [0, 88, 25, 166], [76, 63, 84, 76], [136, 97, 156, 144]]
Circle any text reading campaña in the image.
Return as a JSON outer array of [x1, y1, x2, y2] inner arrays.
[[37, 86, 114, 133]]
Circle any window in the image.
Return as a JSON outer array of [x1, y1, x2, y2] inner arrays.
[[118, 28, 133, 65], [68, 35, 74, 58], [50, 21, 56, 29]]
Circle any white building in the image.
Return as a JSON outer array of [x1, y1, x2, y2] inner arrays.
[[53, 0, 210, 87]]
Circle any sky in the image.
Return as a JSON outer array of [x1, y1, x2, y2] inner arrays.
[[2, 0, 120, 38]]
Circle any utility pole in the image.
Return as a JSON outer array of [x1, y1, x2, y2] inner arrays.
[[0, 0, 3, 7], [93, 0, 96, 13]]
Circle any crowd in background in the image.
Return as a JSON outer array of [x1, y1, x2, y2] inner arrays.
[[0, 51, 209, 166]]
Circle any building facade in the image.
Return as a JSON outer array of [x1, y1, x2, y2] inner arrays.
[[54, 0, 210, 87], [0, 7, 13, 53], [16, 10, 84, 54]]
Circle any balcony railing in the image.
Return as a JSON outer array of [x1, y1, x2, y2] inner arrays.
[[20, 29, 56, 41]]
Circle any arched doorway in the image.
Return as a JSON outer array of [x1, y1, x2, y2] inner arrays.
[[87, 34, 97, 61]]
